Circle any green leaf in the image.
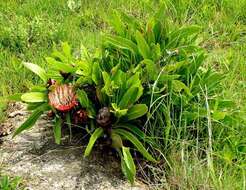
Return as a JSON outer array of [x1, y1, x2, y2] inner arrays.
[[13, 103, 50, 137], [51, 50, 67, 63], [61, 42, 71, 59], [112, 103, 128, 118], [116, 124, 145, 139], [21, 92, 47, 103], [77, 89, 89, 108], [104, 35, 138, 54], [159, 74, 180, 82], [84, 127, 104, 157], [111, 132, 123, 148], [135, 30, 151, 59], [30, 86, 48, 92], [4, 93, 23, 101], [53, 117, 62, 144], [125, 104, 148, 121], [212, 110, 227, 121], [141, 59, 158, 80], [26, 102, 44, 111], [107, 10, 125, 35], [22, 62, 47, 82], [117, 124, 155, 147], [92, 62, 102, 85], [114, 129, 156, 162], [163, 61, 189, 73], [118, 87, 138, 109], [172, 80, 192, 96], [168, 25, 201, 48], [101, 71, 113, 96], [46, 57, 75, 73], [126, 72, 143, 100], [120, 153, 135, 184], [122, 146, 136, 184]]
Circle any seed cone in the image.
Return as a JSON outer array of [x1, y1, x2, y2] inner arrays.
[[96, 107, 111, 127], [48, 84, 78, 112]]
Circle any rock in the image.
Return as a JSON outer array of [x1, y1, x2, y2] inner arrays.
[[0, 103, 148, 190]]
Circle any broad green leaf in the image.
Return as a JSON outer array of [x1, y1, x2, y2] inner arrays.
[[125, 104, 148, 121], [61, 42, 71, 59], [21, 92, 47, 103], [117, 124, 155, 147], [118, 87, 138, 109], [111, 132, 123, 148], [84, 127, 104, 157], [159, 74, 180, 82], [77, 60, 92, 77], [92, 62, 102, 85], [122, 146, 136, 184], [53, 117, 62, 144], [116, 123, 145, 140], [114, 129, 156, 162], [101, 71, 113, 96], [141, 59, 158, 80], [212, 110, 227, 121], [135, 30, 151, 59], [146, 18, 156, 44], [163, 61, 189, 73], [4, 93, 22, 101], [77, 89, 89, 108], [112, 103, 128, 118], [108, 10, 125, 35], [119, 11, 142, 31], [80, 43, 90, 60], [172, 80, 192, 96], [104, 35, 138, 54], [46, 57, 75, 73], [26, 102, 44, 111], [167, 25, 201, 48], [126, 72, 143, 100], [30, 86, 48, 92], [22, 62, 47, 82], [13, 103, 50, 137], [121, 153, 135, 184], [51, 50, 67, 63], [152, 43, 161, 61]]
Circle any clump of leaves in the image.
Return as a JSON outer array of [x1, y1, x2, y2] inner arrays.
[[8, 5, 234, 184], [8, 41, 155, 183], [100, 6, 227, 149]]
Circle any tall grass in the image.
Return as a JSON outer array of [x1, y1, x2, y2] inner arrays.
[[0, 0, 245, 189]]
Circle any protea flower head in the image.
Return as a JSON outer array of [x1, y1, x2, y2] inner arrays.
[[96, 107, 111, 127], [48, 84, 78, 112]]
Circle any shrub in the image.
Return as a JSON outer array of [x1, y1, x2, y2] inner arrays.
[[9, 5, 237, 184]]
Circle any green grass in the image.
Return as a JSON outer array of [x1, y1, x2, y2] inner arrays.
[[0, 175, 23, 190], [0, 0, 245, 189]]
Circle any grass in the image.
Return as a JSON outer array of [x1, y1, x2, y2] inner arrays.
[[0, 0, 245, 189]]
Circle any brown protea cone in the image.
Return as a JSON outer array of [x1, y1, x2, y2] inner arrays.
[[48, 84, 78, 112], [96, 107, 111, 127], [73, 109, 88, 124]]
